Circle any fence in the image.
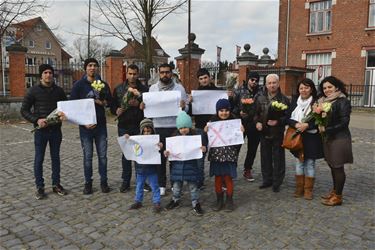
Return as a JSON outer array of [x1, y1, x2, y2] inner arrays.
[[347, 84, 375, 108]]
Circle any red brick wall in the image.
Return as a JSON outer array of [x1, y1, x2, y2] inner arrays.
[[105, 56, 124, 92], [8, 51, 26, 97], [176, 58, 200, 93]]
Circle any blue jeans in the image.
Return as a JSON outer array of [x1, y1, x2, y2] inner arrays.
[[34, 127, 62, 188], [296, 158, 315, 177], [118, 127, 139, 185], [172, 181, 199, 207], [135, 173, 160, 204], [79, 124, 108, 184]]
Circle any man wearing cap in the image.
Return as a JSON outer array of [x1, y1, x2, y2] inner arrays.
[[231, 72, 262, 182], [21, 64, 67, 200], [70, 58, 112, 195]]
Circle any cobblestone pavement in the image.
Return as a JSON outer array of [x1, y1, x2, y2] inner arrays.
[[0, 113, 374, 249]]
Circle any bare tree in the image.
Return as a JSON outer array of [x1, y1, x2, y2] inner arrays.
[[72, 37, 114, 63], [92, 0, 186, 77]]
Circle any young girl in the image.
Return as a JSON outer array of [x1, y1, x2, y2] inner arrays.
[[205, 99, 244, 212], [128, 118, 163, 213], [164, 111, 206, 216]]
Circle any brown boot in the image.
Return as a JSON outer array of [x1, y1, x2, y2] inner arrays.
[[321, 189, 336, 200], [212, 192, 224, 211], [294, 175, 304, 197], [321, 193, 342, 206], [303, 177, 315, 200]]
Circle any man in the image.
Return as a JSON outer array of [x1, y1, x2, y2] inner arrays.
[[146, 63, 189, 196], [254, 74, 290, 192], [231, 72, 262, 182], [111, 64, 149, 192], [70, 58, 112, 195], [21, 64, 67, 199], [188, 68, 219, 188]]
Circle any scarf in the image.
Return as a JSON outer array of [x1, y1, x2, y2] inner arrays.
[[157, 79, 175, 91], [291, 96, 312, 122], [318, 90, 346, 104]]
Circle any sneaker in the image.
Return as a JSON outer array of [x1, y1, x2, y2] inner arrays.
[[101, 182, 111, 193], [129, 202, 143, 210], [193, 203, 204, 216], [35, 187, 46, 200], [243, 169, 255, 182], [83, 182, 93, 195], [144, 183, 152, 192], [153, 203, 162, 213], [165, 199, 180, 210], [119, 182, 130, 193], [160, 187, 166, 196], [52, 184, 67, 196]]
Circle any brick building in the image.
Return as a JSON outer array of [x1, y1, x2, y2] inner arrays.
[[277, 0, 375, 89]]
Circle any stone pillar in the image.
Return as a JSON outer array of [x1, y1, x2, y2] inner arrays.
[[258, 48, 275, 67], [236, 44, 259, 86], [175, 33, 205, 93], [6, 43, 27, 97], [105, 50, 124, 92]]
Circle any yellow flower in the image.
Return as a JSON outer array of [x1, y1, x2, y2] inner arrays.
[[322, 102, 331, 113]]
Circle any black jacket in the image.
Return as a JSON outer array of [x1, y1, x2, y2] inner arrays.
[[325, 97, 351, 140], [20, 83, 67, 127]]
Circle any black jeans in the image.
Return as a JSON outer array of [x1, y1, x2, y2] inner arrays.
[[244, 123, 260, 171]]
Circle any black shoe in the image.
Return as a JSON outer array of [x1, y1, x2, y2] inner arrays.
[[165, 200, 180, 210], [272, 186, 280, 193], [83, 182, 93, 195], [101, 182, 111, 193], [144, 183, 152, 192], [119, 182, 130, 193], [153, 203, 162, 213], [52, 184, 67, 196], [35, 187, 46, 200], [259, 183, 272, 189], [193, 203, 204, 216], [129, 202, 142, 210]]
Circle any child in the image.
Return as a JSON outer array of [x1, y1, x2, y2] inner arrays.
[[204, 99, 243, 212], [128, 118, 162, 213], [164, 111, 206, 216]]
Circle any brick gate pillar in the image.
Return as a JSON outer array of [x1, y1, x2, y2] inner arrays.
[[6, 43, 27, 97], [105, 50, 124, 92]]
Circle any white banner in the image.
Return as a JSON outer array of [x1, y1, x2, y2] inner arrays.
[[166, 135, 202, 161], [143, 91, 181, 118], [117, 134, 161, 165], [191, 90, 228, 115], [57, 99, 97, 125], [207, 119, 244, 147]]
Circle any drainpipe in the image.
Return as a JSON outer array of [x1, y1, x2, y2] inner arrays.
[[285, 0, 290, 66]]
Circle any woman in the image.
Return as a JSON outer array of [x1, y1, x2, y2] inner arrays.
[[287, 78, 324, 200], [318, 76, 353, 206]]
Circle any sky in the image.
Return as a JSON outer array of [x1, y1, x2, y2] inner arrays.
[[40, 0, 279, 63]]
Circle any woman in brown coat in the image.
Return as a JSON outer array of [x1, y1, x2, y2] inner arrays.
[[318, 76, 353, 206]]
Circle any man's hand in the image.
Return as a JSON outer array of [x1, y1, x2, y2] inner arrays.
[[256, 122, 263, 131], [139, 102, 145, 110], [37, 118, 47, 128], [95, 99, 107, 107], [116, 108, 125, 116], [164, 150, 170, 157], [85, 124, 96, 129], [267, 120, 278, 126]]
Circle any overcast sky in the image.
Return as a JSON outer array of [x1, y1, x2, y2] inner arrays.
[[41, 0, 279, 63]]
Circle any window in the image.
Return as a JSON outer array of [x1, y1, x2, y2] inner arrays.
[[309, 0, 332, 33], [35, 24, 42, 31], [369, 0, 375, 27], [45, 41, 51, 49], [306, 53, 332, 84], [25, 57, 36, 66], [367, 50, 375, 67], [28, 40, 34, 48], [25, 76, 37, 88], [45, 58, 54, 66]]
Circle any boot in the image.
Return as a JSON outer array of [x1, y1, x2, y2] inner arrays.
[[294, 175, 304, 198], [224, 195, 234, 212], [212, 193, 224, 211], [321, 193, 342, 206], [303, 177, 315, 200], [321, 189, 336, 200]]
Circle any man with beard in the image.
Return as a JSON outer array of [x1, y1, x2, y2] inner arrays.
[[146, 63, 189, 196]]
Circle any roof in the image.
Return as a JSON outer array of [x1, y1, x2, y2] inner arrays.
[[61, 48, 72, 59], [120, 37, 169, 59]]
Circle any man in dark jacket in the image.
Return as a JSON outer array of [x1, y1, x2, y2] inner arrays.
[[254, 74, 290, 192], [111, 64, 149, 192], [21, 64, 67, 200], [231, 72, 262, 182], [70, 58, 112, 195]]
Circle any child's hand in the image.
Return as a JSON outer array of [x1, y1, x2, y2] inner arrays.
[[240, 125, 245, 133], [157, 142, 163, 149], [164, 150, 170, 157], [124, 134, 130, 139], [203, 124, 209, 133], [57, 112, 67, 121], [201, 146, 207, 153], [139, 102, 145, 110], [188, 94, 193, 103]]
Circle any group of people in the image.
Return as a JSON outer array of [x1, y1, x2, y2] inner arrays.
[[21, 58, 353, 216]]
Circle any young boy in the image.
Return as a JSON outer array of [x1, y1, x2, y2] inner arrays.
[[164, 111, 206, 216], [128, 118, 162, 213]]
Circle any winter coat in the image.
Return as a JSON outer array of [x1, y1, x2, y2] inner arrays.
[[20, 83, 67, 128]]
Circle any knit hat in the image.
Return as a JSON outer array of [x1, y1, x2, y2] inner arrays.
[[176, 111, 192, 129], [139, 118, 154, 134], [39, 64, 54, 77], [216, 98, 231, 112], [84, 58, 99, 70], [248, 72, 260, 81]]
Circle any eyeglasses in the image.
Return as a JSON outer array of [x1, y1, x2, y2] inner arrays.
[[250, 78, 258, 82]]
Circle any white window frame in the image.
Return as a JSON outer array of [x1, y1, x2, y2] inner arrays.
[[25, 57, 36, 66], [306, 52, 332, 85], [369, 0, 375, 27], [45, 58, 54, 66], [45, 41, 52, 50], [309, 0, 332, 34], [28, 40, 35, 48]]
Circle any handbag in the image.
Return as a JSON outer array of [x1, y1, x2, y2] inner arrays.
[[282, 126, 303, 151]]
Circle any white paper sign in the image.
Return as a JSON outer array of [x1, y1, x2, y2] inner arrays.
[[191, 90, 228, 115], [143, 91, 181, 118], [57, 99, 97, 125], [166, 135, 203, 161], [117, 135, 161, 165], [207, 119, 244, 148]]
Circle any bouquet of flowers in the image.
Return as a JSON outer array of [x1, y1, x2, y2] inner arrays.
[[268, 101, 288, 120], [87, 80, 105, 100], [31, 109, 64, 133], [241, 98, 255, 114], [302, 102, 332, 139], [115, 87, 140, 121]]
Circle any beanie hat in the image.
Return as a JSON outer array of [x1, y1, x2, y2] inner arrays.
[[176, 111, 192, 129], [84, 58, 99, 70], [248, 72, 260, 81], [39, 64, 54, 77], [216, 98, 231, 112], [139, 118, 154, 134]]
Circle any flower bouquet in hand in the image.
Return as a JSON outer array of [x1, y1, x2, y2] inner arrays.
[[303, 102, 332, 139], [241, 98, 255, 116], [87, 80, 105, 100], [115, 87, 140, 121], [268, 101, 288, 120], [31, 109, 64, 133]]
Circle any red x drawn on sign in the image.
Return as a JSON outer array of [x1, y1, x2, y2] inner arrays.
[[209, 123, 226, 147]]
